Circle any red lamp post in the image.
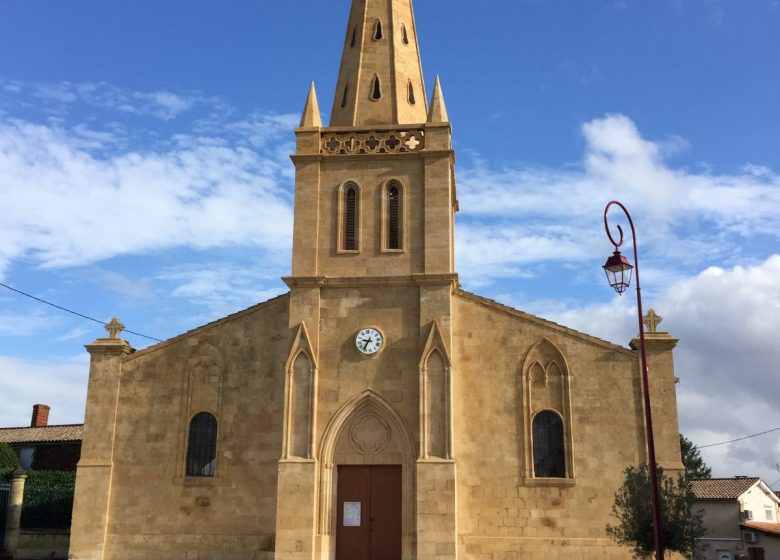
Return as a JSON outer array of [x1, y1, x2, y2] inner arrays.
[[603, 200, 664, 560]]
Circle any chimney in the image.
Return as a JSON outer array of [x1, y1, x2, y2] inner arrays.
[[31, 404, 50, 427]]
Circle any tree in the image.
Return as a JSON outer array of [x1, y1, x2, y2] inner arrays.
[[680, 433, 712, 480], [606, 465, 705, 560], [0, 442, 20, 481]]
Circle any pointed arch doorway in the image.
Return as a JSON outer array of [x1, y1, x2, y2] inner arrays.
[[336, 465, 402, 560], [317, 390, 416, 560]]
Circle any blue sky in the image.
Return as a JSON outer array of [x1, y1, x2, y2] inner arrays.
[[1, 1, 779, 485]]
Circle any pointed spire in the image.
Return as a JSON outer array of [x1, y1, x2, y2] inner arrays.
[[330, 0, 428, 127], [427, 76, 449, 123], [299, 82, 322, 128]]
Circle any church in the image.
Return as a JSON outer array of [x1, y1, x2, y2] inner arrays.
[[69, 1, 685, 559]]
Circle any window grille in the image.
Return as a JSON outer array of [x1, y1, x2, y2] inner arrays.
[[186, 412, 218, 477], [344, 186, 358, 250], [388, 184, 401, 249], [533, 410, 565, 478]]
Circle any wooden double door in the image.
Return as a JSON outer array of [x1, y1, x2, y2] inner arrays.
[[336, 466, 402, 560]]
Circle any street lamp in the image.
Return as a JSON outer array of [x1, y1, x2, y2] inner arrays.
[[602, 200, 664, 560]]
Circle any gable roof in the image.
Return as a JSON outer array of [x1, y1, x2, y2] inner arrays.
[[742, 521, 780, 536], [454, 289, 634, 356], [0, 425, 83, 444], [691, 478, 760, 500], [126, 292, 289, 360]]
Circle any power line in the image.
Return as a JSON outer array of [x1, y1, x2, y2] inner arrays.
[[0, 281, 162, 343], [699, 427, 780, 449]]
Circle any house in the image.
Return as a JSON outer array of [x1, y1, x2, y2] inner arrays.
[[692, 477, 780, 560], [0, 405, 82, 471], [68, 1, 685, 559]]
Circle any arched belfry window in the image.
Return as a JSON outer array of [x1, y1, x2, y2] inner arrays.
[[373, 18, 384, 41], [386, 182, 403, 250], [186, 412, 218, 477], [532, 410, 565, 478], [407, 81, 416, 106], [401, 23, 410, 45], [339, 182, 360, 252]]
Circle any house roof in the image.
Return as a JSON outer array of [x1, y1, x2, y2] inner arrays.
[[742, 521, 780, 536], [691, 478, 760, 500], [0, 424, 83, 444]]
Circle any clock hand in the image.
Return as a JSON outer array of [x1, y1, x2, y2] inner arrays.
[[362, 338, 371, 351]]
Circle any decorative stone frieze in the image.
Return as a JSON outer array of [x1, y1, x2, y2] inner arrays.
[[321, 129, 425, 156]]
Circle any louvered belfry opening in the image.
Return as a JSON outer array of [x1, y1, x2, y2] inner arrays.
[[344, 185, 358, 250], [388, 184, 401, 250]]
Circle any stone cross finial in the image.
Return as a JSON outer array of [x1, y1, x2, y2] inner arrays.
[[643, 309, 663, 333], [105, 317, 125, 339]]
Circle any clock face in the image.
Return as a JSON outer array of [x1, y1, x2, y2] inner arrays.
[[356, 328, 384, 355]]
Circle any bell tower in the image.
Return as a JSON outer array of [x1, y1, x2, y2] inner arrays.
[[278, 1, 459, 559], [289, 0, 456, 281]]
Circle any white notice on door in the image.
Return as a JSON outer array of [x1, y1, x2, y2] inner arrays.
[[344, 502, 361, 527]]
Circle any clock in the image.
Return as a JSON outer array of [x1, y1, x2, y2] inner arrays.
[[356, 328, 384, 355]]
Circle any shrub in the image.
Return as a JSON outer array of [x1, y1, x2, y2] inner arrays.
[[0, 443, 19, 481], [20, 470, 76, 529]]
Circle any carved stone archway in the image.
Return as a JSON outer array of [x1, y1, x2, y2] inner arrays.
[[316, 390, 416, 560]]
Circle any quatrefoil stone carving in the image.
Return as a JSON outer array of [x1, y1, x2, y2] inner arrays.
[[350, 414, 391, 455]]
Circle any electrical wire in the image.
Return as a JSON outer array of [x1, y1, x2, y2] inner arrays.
[[699, 427, 780, 449], [0, 281, 162, 342]]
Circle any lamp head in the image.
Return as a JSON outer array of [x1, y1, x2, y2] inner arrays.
[[603, 250, 633, 295]]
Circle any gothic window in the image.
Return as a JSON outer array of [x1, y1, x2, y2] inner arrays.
[[341, 84, 349, 108], [340, 182, 360, 252], [532, 410, 565, 478], [370, 74, 382, 101], [350, 26, 357, 48], [401, 23, 410, 45], [386, 182, 403, 250], [373, 18, 383, 40], [407, 81, 416, 105], [186, 412, 218, 477]]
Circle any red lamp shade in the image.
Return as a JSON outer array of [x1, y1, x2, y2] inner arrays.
[[603, 250, 633, 294]]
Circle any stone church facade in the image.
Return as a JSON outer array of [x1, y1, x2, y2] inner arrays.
[[69, 1, 685, 559]]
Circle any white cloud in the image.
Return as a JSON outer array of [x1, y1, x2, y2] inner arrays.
[[158, 262, 286, 321], [541, 256, 780, 485], [0, 310, 56, 337], [0, 354, 89, 426], [0, 117, 295, 279], [24, 81, 215, 121], [456, 114, 780, 287]]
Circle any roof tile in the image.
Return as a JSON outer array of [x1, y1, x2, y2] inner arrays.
[[742, 521, 780, 536], [691, 478, 760, 500], [0, 425, 83, 444]]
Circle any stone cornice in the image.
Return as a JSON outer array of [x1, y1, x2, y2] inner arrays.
[[283, 273, 459, 290], [290, 150, 454, 164], [84, 339, 134, 356], [629, 334, 679, 352]]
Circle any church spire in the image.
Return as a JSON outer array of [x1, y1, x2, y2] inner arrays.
[[427, 76, 449, 123], [299, 82, 322, 128], [330, 0, 428, 127]]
